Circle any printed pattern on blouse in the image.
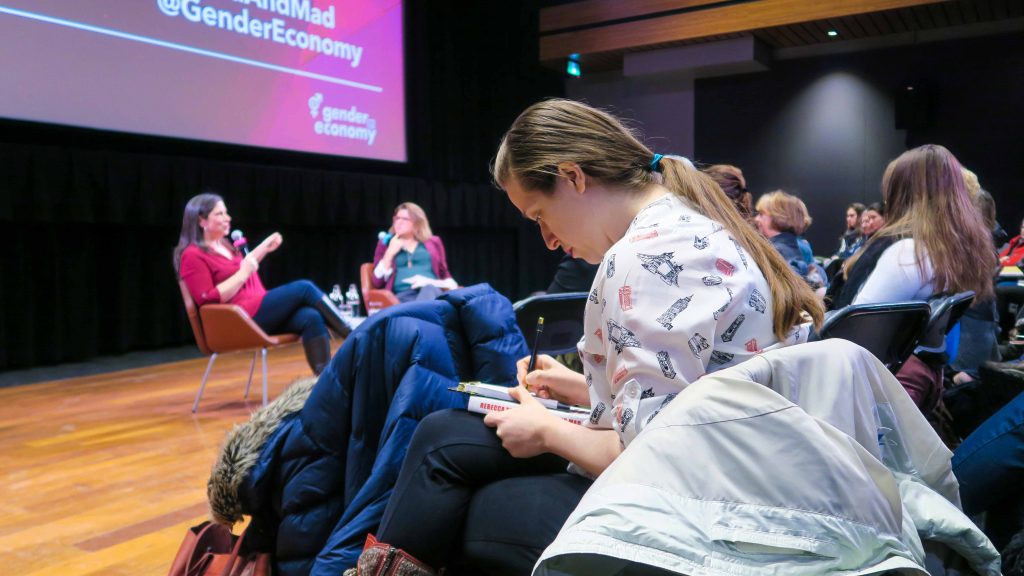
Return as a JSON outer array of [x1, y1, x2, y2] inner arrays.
[[579, 193, 803, 447]]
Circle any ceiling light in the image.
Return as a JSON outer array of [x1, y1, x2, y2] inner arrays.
[[827, 30, 838, 37]]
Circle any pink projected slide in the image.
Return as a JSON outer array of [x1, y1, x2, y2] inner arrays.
[[0, 0, 406, 162]]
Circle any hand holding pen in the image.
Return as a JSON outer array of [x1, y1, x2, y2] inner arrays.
[[516, 357, 591, 408]]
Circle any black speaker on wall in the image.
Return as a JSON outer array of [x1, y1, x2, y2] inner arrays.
[[895, 85, 931, 130]]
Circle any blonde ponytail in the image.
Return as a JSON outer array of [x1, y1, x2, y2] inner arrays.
[[660, 158, 824, 338]]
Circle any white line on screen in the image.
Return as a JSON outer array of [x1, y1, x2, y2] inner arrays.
[[0, 5, 384, 93]]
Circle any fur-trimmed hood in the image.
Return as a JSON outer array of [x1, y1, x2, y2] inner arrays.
[[208, 376, 316, 525]]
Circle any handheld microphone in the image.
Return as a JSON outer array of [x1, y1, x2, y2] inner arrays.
[[378, 231, 394, 246], [230, 229, 249, 255]]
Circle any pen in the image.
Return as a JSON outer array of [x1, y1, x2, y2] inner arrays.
[[526, 316, 544, 375]]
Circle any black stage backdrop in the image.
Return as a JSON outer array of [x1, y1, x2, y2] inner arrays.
[[0, 1, 565, 370]]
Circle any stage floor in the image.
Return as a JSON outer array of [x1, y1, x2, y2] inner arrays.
[[0, 341, 324, 575]]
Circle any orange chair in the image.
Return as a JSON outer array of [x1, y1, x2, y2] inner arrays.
[[360, 262, 401, 312], [179, 280, 299, 412]]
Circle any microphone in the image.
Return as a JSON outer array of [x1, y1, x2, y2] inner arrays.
[[378, 231, 394, 246], [230, 229, 249, 255]]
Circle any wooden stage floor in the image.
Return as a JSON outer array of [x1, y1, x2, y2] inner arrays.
[[0, 341, 323, 575]]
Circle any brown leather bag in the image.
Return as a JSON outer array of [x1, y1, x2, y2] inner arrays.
[[168, 521, 272, 576], [347, 533, 436, 576]]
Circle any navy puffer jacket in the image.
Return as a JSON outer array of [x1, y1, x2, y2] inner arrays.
[[207, 284, 527, 575]]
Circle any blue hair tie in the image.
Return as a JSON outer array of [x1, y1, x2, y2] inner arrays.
[[649, 153, 664, 172]]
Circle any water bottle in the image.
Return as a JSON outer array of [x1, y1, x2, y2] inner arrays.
[[345, 283, 361, 318], [330, 284, 343, 307], [329, 283, 351, 319]]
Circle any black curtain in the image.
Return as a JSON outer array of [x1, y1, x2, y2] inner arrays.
[[0, 1, 565, 370]]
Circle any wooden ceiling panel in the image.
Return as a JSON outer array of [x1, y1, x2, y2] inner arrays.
[[540, 0, 725, 33], [539, 0, 1019, 70], [539, 0, 944, 61]]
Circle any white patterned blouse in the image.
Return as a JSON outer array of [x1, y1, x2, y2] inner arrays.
[[579, 193, 806, 447]]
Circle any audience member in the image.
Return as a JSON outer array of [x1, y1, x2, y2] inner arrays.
[[174, 194, 351, 375], [372, 202, 457, 303], [355, 99, 824, 575], [834, 145, 995, 417], [546, 253, 599, 294], [950, 173, 1005, 385], [754, 190, 827, 291], [952, 390, 1024, 552], [964, 172, 1009, 248], [835, 201, 865, 258], [860, 201, 885, 238], [1001, 217, 1024, 267], [702, 163, 752, 220]]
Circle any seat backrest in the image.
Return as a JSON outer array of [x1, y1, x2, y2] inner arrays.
[[818, 301, 931, 369], [824, 258, 845, 283], [995, 284, 1024, 338], [921, 291, 976, 348], [360, 262, 375, 304], [512, 292, 588, 356], [178, 279, 212, 355]]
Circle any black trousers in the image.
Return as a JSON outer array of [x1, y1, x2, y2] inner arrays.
[[376, 409, 592, 575]]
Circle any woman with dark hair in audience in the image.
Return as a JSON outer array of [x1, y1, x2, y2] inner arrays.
[[174, 193, 351, 375], [754, 190, 826, 292], [860, 202, 885, 239], [835, 201, 865, 258], [834, 145, 995, 414], [351, 99, 824, 575], [371, 202, 457, 303], [702, 164, 752, 220]]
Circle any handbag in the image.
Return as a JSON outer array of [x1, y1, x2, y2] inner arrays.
[[168, 520, 272, 576], [345, 533, 436, 576]]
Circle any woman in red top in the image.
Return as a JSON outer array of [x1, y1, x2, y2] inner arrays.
[[173, 193, 351, 375], [1000, 218, 1024, 267]]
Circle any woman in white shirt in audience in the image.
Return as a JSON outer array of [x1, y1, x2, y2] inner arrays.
[[834, 144, 995, 413]]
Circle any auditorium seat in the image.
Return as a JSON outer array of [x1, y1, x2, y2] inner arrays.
[[816, 301, 931, 371], [178, 280, 299, 412], [922, 291, 976, 349], [512, 292, 588, 356], [359, 262, 401, 313]]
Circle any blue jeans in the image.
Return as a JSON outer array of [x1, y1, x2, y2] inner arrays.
[[252, 280, 329, 341], [395, 284, 443, 304], [952, 391, 1024, 549]]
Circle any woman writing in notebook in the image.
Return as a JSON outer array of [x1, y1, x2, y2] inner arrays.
[[351, 100, 823, 575]]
